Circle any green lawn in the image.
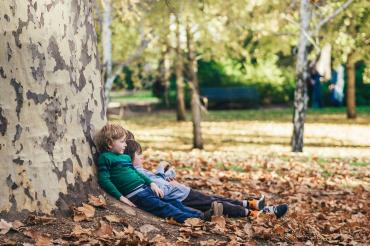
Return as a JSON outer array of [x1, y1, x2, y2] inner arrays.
[[111, 106, 370, 125], [109, 90, 158, 103]]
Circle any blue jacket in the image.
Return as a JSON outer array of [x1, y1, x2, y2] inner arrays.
[[135, 167, 190, 201]]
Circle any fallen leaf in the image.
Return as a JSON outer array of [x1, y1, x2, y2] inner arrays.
[[104, 214, 122, 223], [23, 230, 53, 245], [0, 219, 12, 234], [166, 218, 181, 226], [70, 224, 91, 236], [244, 223, 254, 238], [150, 234, 169, 245], [112, 202, 136, 216], [273, 224, 285, 235], [184, 218, 203, 227], [73, 203, 95, 222], [11, 220, 24, 230], [88, 194, 107, 207], [211, 216, 226, 229], [95, 220, 114, 237], [139, 224, 159, 234], [26, 215, 56, 225]]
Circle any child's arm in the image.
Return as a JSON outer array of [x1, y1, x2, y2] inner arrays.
[[150, 182, 164, 198], [134, 168, 153, 186], [97, 157, 123, 200], [119, 196, 136, 207]]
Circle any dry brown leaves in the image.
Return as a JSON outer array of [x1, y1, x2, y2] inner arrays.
[[142, 149, 370, 244], [72, 203, 95, 222], [1, 150, 369, 245]]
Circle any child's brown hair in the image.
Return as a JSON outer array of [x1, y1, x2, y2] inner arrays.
[[95, 124, 127, 152], [124, 140, 142, 161]]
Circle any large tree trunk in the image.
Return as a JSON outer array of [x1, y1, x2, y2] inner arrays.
[[346, 52, 356, 119], [0, 0, 106, 217], [175, 16, 186, 121], [186, 21, 203, 149], [291, 0, 312, 152]]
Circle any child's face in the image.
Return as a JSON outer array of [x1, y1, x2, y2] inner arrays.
[[108, 137, 127, 154], [132, 152, 143, 167]]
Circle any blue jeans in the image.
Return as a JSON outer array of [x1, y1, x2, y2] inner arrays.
[[129, 186, 202, 223]]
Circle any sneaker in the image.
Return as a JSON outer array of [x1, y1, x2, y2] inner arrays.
[[201, 202, 224, 221], [262, 204, 288, 219], [249, 195, 265, 210], [211, 201, 224, 217]]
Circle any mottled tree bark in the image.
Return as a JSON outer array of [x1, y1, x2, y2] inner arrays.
[[175, 16, 186, 121], [186, 21, 203, 149], [0, 0, 106, 216], [346, 52, 356, 119], [291, 0, 311, 152]]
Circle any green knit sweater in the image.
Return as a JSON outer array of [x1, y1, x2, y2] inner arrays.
[[97, 151, 152, 199]]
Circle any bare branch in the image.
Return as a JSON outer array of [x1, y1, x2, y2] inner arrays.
[[315, 0, 354, 33]]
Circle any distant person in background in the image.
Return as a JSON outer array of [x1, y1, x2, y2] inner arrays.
[[310, 67, 322, 108], [329, 65, 345, 106]]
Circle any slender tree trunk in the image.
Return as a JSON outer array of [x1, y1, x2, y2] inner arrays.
[[291, 0, 312, 152], [346, 52, 356, 119], [102, 0, 112, 78], [175, 16, 186, 121], [0, 0, 105, 216], [161, 38, 171, 107], [102, 0, 112, 102], [186, 21, 203, 149]]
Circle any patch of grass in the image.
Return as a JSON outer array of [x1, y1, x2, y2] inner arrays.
[[316, 159, 333, 178], [228, 164, 245, 172], [177, 165, 193, 170], [350, 162, 370, 167], [110, 90, 158, 102], [118, 106, 370, 125], [215, 162, 245, 172], [215, 162, 226, 170]]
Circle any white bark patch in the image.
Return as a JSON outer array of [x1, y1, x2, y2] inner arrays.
[[0, 0, 105, 214]]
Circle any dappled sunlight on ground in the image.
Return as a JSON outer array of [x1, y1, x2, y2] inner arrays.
[[107, 113, 370, 243], [113, 118, 370, 157]]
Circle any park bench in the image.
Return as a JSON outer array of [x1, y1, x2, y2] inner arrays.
[[200, 86, 260, 109]]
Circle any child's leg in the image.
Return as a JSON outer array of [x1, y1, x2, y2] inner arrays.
[[183, 189, 264, 213], [129, 187, 201, 223], [182, 189, 215, 212], [212, 194, 265, 210], [182, 189, 248, 218], [164, 199, 202, 217]]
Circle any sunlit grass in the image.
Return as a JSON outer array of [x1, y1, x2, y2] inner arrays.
[[109, 107, 370, 160]]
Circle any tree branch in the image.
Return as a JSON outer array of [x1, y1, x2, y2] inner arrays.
[[315, 0, 354, 33]]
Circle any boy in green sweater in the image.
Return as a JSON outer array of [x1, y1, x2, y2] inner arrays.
[[95, 124, 222, 223]]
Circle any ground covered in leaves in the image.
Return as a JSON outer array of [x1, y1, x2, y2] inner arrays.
[[1, 150, 368, 245], [1, 110, 369, 245]]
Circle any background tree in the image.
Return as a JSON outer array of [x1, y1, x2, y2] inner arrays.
[[291, 0, 356, 152], [291, 0, 312, 152], [319, 0, 370, 119], [0, 0, 105, 216], [186, 19, 203, 149], [175, 14, 187, 121]]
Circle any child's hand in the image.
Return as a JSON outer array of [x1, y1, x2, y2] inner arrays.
[[119, 196, 136, 207], [150, 183, 164, 198], [159, 161, 171, 172], [169, 180, 180, 185]]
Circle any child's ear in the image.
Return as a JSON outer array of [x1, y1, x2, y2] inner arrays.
[[107, 140, 113, 149]]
